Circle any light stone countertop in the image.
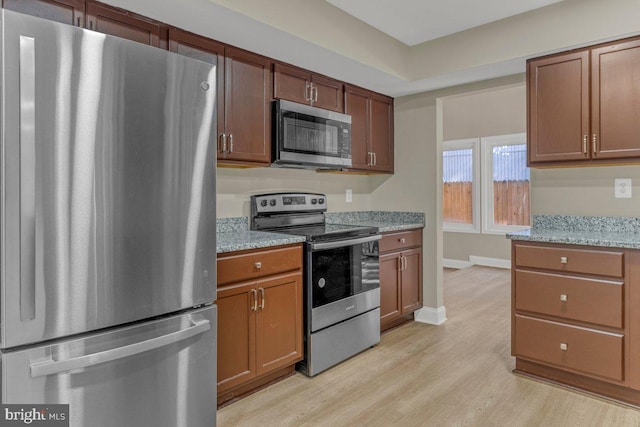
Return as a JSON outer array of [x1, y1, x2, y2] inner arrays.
[[507, 215, 640, 249], [216, 211, 425, 254]]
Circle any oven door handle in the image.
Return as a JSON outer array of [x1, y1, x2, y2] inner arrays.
[[310, 234, 381, 251]]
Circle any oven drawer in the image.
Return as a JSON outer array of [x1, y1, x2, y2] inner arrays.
[[380, 229, 422, 253], [514, 244, 624, 278], [217, 245, 302, 286], [514, 315, 624, 382], [515, 270, 623, 328]]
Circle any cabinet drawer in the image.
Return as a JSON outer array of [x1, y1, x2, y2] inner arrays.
[[515, 270, 623, 328], [514, 244, 623, 278], [380, 229, 422, 253], [217, 245, 302, 286], [514, 315, 624, 382]]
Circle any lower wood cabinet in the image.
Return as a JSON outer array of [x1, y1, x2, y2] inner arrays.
[[216, 244, 303, 405], [379, 229, 423, 331], [512, 241, 640, 405]]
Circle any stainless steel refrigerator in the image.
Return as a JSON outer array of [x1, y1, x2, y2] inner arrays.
[[0, 10, 217, 427]]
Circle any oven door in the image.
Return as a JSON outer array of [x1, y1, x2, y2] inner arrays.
[[308, 234, 380, 332]]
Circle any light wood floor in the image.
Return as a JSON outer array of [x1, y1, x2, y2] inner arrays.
[[218, 266, 640, 426]]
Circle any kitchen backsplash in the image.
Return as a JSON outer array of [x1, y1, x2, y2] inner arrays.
[[216, 217, 249, 232], [325, 211, 425, 225]]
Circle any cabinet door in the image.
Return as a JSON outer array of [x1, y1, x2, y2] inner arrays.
[[370, 93, 394, 173], [312, 74, 343, 113], [380, 253, 401, 327], [273, 63, 311, 105], [4, 0, 84, 26], [223, 47, 271, 164], [85, 1, 163, 47], [344, 85, 370, 170], [528, 51, 590, 164], [168, 28, 225, 153], [401, 248, 422, 314], [255, 272, 303, 376], [591, 38, 640, 160], [216, 282, 257, 393]]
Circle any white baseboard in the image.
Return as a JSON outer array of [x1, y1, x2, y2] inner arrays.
[[414, 306, 447, 325], [469, 256, 511, 270], [443, 258, 473, 269]]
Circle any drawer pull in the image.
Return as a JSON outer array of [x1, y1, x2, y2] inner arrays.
[[560, 294, 568, 302], [255, 262, 262, 269], [560, 343, 568, 351], [560, 256, 568, 264], [399, 238, 406, 243]]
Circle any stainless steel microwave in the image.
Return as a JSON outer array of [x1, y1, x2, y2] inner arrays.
[[272, 100, 352, 169]]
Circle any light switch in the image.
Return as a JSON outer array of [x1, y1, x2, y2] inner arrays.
[[615, 178, 632, 198], [346, 189, 352, 203]]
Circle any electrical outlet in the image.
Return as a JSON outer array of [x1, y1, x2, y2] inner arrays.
[[346, 189, 352, 203], [615, 178, 632, 198]]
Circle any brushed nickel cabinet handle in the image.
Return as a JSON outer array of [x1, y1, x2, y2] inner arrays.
[[560, 256, 568, 264], [220, 133, 227, 153], [255, 261, 262, 269], [592, 134, 598, 156], [399, 238, 406, 244], [229, 134, 233, 153], [560, 294, 568, 302], [251, 289, 258, 311], [560, 343, 568, 351], [259, 288, 265, 309], [313, 85, 318, 102], [373, 152, 377, 166], [583, 135, 588, 155], [305, 81, 311, 101]]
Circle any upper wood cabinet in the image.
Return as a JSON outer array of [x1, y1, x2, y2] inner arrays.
[[4, 0, 84, 26], [591, 38, 640, 160], [85, 1, 164, 47], [528, 36, 640, 166], [222, 47, 272, 165], [345, 85, 394, 173], [167, 28, 225, 157], [273, 63, 343, 113]]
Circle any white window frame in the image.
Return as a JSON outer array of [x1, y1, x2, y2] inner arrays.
[[442, 138, 481, 234], [480, 133, 530, 235]]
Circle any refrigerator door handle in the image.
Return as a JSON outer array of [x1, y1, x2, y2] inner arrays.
[[19, 35, 37, 321], [30, 317, 211, 377]]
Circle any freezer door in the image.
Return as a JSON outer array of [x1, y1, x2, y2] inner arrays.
[[1, 305, 217, 427], [1, 10, 217, 348]]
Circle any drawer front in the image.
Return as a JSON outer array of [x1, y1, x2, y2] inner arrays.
[[380, 229, 422, 253], [514, 244, 623, 278], [515, 270, 623, 328], [217, 245, 302, 286], [514, 315, 624, 382]]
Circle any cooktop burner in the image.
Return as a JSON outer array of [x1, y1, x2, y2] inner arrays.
[[265, 223, 379, 242]]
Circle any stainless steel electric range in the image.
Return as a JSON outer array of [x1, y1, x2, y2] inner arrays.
[[251, 192, 381, 376]]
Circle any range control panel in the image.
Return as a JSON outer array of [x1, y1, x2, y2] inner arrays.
[[252, 193, 327, 214]]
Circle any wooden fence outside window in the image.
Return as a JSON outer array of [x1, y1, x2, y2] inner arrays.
[[443, 180, 530, 226]]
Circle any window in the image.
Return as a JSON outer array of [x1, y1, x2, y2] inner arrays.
[[443, 133, 530, 234], [442, 138, 480, 233], [481, 134, 530, 234]]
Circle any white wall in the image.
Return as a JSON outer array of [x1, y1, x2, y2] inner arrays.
[[216, 167, 381, 217]]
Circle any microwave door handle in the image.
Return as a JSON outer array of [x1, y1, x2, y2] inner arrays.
[[310, 234, 381, 251], [30, 317, 211, 377]]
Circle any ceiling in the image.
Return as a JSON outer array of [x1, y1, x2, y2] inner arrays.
[[326, 0, 563, 46]]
